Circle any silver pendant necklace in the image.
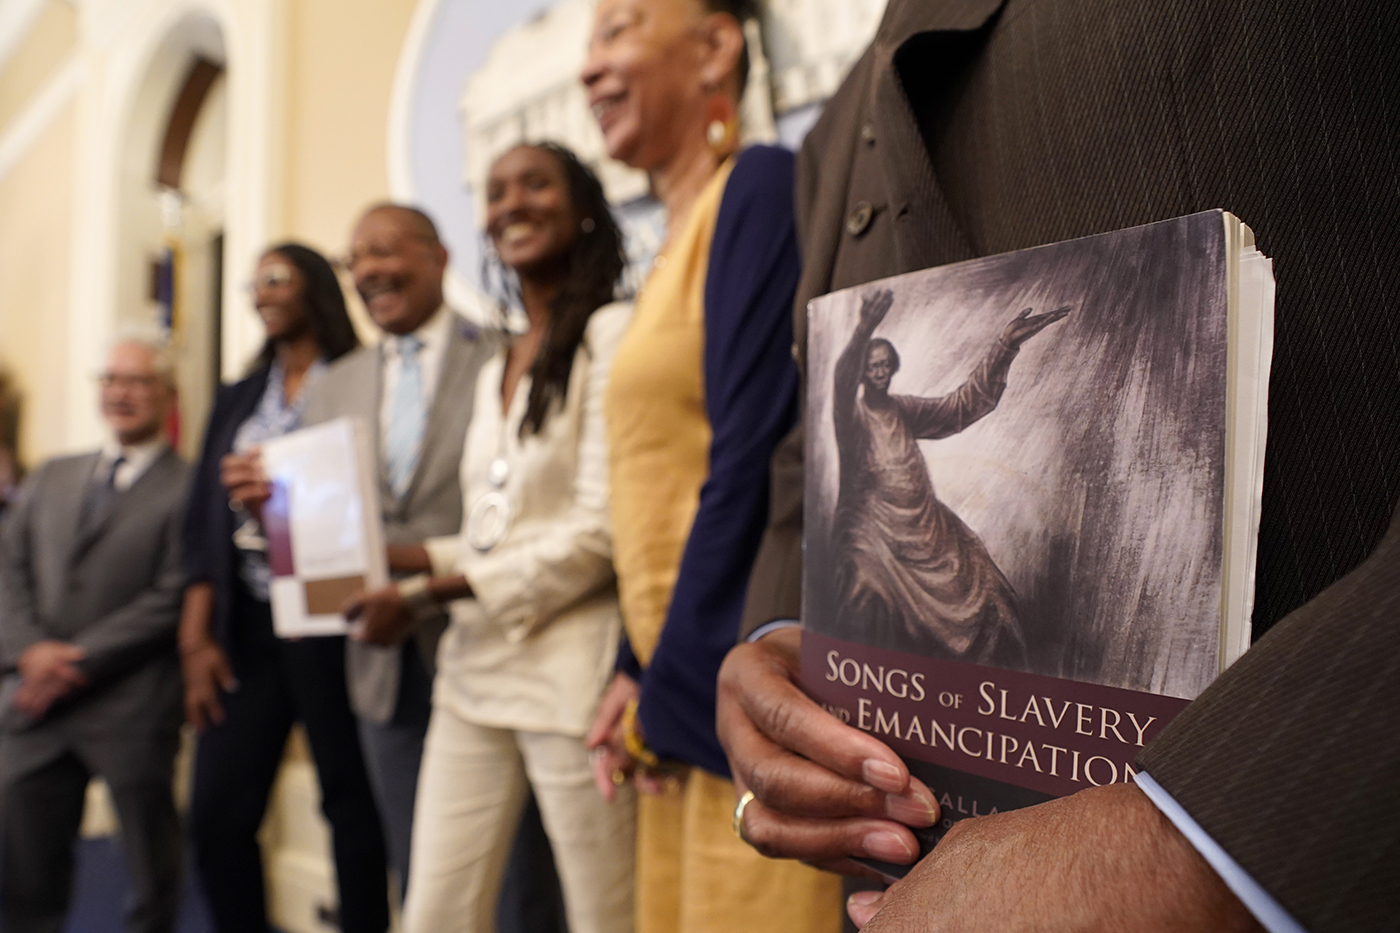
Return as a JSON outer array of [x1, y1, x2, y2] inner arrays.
[[466, 424, 512, 552]]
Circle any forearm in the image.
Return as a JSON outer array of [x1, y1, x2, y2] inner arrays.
[[177, 582, 216, 653], [853, 783, 1261, 932], [0, 598, 45, 669], [74, 524, 186, 678], [74, 588, 183, 678], [465, 525, 613, 634], [388, 544, 432, 574]]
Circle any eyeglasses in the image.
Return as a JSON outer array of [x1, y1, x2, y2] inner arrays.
[[245, 264, 296, 293], [98, 373, 163, 390]]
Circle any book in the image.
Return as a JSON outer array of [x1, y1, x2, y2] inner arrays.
[[799, 210, 1274, 872], [260, 417, 388, 638]]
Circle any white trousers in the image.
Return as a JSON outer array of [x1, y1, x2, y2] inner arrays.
[[401, 704, 636, 933]]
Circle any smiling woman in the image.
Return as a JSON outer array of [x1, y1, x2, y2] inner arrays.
[[176, 243, 389, 933], [344, 142, 637, 933], [578, 1, 842, 931]]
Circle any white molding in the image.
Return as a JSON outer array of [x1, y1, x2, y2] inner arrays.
[[0, 51, 83, 183], [386, 0, 491, 324], [63, 0, 282, 449], [386, 0, 440, 203]]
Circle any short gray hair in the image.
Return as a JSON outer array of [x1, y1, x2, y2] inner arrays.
[[108, 326, 177, 388]]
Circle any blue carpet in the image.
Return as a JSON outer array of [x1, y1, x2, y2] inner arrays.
[[63, 836, 218, 933]]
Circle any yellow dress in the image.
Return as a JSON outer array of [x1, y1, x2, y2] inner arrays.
[[607, 159, 842, 933]]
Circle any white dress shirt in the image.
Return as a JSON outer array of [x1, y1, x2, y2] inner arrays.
[[378, 304, 454, 444], [1134, 772, 1306, 933], [96, 436, 168, 491]]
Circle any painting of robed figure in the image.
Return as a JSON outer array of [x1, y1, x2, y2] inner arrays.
[[805, 212, 1234, 698], [831, 288, 1067, 669]]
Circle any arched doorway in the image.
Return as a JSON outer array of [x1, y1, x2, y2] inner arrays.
[[116, 13, 226, 458]]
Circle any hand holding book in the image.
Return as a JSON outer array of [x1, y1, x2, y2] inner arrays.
[[716, 627, 937, 876]]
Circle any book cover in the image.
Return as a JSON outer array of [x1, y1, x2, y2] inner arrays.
[[799, 211, 1272, 868], [261, 417, 388, 638]]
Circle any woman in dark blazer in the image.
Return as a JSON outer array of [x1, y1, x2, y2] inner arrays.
[[178, 243, 390, 933]]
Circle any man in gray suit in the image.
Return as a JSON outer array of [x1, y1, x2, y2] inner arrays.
[[303, 203, 494, 892], [0, 335, 190, 933]]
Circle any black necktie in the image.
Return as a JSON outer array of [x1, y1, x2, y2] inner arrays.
[[77, 455, 124, 536]]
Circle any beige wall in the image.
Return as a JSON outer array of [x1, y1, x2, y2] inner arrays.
[[282, 0, 418, 256], [0, 0, 76, 132], [251, 0, 422, 346], [0, 1, 423, 463], [0, 0, 77, 467]]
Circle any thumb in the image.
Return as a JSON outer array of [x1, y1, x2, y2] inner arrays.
[[847, 888, 890, 929]]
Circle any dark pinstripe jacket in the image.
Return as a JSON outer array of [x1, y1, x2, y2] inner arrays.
[[741, 1, 1400, 929]]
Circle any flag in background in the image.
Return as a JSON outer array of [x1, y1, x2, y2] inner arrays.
[[154, 238, 182, 447]]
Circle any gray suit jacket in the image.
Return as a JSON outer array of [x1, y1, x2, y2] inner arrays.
[[0, 448, 189, 786], [303, 313, 496, 723]]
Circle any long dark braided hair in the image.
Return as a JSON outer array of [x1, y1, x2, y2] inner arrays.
[[483, 142, 627, 436]]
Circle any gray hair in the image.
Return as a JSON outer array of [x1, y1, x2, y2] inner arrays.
[[108, 326, 177, 388]]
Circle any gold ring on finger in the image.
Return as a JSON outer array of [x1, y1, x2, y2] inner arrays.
[[732, 790, 756, 844]]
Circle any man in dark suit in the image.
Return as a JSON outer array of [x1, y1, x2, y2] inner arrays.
[[302, 203, 495, 893], [0, 335, 190, 933], [718, 1, 1399, 931]]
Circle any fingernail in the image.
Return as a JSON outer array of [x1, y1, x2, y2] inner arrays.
[[884, 792, 937, 827], [861, 759, 905, 793], [847, 890, 886, 928], [863, 830, 916, 863]]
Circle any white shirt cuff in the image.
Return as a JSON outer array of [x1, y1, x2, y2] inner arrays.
[[1134, 771, 1308, 933], [746, 619, 801, 642]]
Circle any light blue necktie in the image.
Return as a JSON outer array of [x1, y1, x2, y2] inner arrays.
[[383, 335, 425, 497]]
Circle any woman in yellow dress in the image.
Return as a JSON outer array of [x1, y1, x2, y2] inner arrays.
[[581, 1, 842, 931]]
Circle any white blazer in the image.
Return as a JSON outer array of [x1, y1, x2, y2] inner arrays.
[[426, 302, 631, 736]]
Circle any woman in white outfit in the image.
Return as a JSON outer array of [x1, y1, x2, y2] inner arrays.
[[348, 141, 635, 933]]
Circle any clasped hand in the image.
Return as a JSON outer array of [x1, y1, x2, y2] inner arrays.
[[14, 639, 89, 719]]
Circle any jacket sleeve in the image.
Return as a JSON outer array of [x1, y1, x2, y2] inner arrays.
[[638, 146, 802, 776], [462, 305, 631, 641], [1137, 505, 1400, 933], [0, 467, 51, 667], [72, 482, 188, 682], [182, 378, 243, 585]]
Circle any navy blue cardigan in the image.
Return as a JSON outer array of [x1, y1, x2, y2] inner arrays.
[[181, 366, 273, 665], [621, 145, 802, 777]]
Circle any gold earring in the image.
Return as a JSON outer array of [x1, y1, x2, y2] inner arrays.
[[707, 120, 727, 148]]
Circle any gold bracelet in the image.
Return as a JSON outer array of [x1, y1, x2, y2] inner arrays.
[[621, 697, 660, 769]]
